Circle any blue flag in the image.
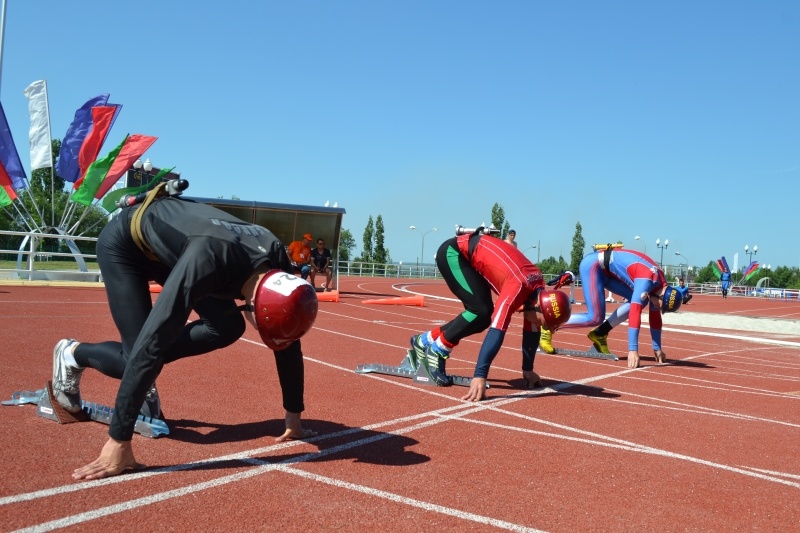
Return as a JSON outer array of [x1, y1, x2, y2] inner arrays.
[[0, 101, 28, 189], [56, 94, 110, 183]]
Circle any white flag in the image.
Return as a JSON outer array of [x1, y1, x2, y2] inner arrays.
[[24, 80, 52, 170]]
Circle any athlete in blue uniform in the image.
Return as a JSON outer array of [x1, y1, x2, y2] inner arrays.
[[539, 248, 682, 368], [720, 271, 732, 298]]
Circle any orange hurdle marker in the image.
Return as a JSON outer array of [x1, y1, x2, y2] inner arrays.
[[317, 290, 340, 303], [362, 294, 425, 307]]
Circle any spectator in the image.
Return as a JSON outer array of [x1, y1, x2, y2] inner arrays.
[[309, 238, 335, 291], [675, 278, 692, 304], [504, 229, 518, 248], [288, 233, 313, 279]]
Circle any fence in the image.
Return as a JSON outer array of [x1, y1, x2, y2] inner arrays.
[[0, 230, 101, 282], [2, 232, 796, 302]]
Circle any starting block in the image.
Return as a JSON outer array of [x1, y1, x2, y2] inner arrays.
[[2, 381, 169, 438], [356, 350, 489, 389], [549, 346, 619, 361]]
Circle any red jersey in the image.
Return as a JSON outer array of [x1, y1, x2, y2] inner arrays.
[[456, 234, 544, 331]]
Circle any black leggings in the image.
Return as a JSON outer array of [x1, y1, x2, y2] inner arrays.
[[435, 238, 493, 345]]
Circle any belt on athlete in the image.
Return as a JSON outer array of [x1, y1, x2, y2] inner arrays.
[[130, 182, 169, 262]]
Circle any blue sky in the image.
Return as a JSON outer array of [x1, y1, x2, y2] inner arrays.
[[2, 1, 798, 271]]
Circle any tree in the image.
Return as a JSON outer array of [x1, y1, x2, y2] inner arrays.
[[537, 255, 569, 276], [491, 203, 509, 238], [359, 216, 374, 262], [374, 215, 390, 264], [570, 222, 585, 273], [338, 228, 355, 261]]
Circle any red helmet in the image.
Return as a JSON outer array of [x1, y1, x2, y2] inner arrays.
[[539, 289, 571, 331], [253, 270, 318, 350]]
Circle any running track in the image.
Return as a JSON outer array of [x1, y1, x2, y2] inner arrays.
[[1, 277, 798, 531]]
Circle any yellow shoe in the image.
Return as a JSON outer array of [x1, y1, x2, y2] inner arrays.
[[587, 330, 610, 354], [539, 327, 555, 354]]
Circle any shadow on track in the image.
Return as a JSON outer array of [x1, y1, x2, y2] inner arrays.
[[166, 419, 429, 467]]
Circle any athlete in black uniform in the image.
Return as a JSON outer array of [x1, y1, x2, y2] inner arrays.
[[53, 193, 318, 480]]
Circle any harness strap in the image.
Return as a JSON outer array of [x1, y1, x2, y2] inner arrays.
[[467, 227, 484, 259], [602, 247, 612, 271], [130, 182, 168, 262]]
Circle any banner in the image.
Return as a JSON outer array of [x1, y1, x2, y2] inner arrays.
[[23, 80, 52, 170]]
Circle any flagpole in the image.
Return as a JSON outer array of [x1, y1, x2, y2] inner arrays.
[[43, 80, 54, 227], [0, 0, 7, 97]]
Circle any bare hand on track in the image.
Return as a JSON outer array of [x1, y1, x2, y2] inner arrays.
[[461, 378, 487, 401], [72, 438, 143, 480]]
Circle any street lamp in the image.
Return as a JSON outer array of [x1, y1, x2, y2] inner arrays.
[[523, 239, 541, 262], [410, 226, 438, 266], [675, 252, 688, 280], [744, 244, 758, 265], [656, 238, 669, 269], [634, 235, 646, 253], [130, 158, 154, 188], [133, 158, 153, 173]]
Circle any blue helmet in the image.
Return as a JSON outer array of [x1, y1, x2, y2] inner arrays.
[[661, 285, 682, 313]]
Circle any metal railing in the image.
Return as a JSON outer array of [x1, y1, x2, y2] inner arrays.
[[0, 230, 101, 282]]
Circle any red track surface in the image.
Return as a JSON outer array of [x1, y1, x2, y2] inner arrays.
[[1, 277, 799, 531]]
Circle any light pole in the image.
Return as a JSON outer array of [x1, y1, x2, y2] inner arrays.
[[410, 225, 438, 266], [744, 244, 758, 265], [523, 240, 541, 262], [656, 238, 669, 269], [675, 252, 688, 280], [634, 235, 646, 253]]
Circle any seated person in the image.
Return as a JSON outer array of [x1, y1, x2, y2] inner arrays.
[[675, 278, 692, 304], [309, 238, 335, 291], [288, 233, 313, 279]]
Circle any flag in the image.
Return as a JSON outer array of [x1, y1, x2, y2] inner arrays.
[[23, 80, 52, 170], [0, 101, 28, 190], [0, 186, 14, 207], [72, 134, 157, 206], [742, 261, 761, 282], [75, 104, 121, 186], [56, 94, 110, 183], [94, 134, 157, 199], [101, 166, 175, 212]]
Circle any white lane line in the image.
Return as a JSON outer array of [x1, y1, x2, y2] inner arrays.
[[7, 317, 799, 528], [9, 408, 541, 533]]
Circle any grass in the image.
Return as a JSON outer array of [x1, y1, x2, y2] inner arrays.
[[0, 260, 100, 271]]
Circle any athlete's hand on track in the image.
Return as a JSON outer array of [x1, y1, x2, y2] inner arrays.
[[627, 350, 641, 369], [522, 370, 541, 389], [654, 350, 667, 364], [461, 378, 487, 401], [276, 411, 318, 442], [72, 437, 143, 480]]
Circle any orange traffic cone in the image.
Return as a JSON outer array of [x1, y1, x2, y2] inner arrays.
[[149, 283, 162, 294], [362, 294, 425, 306], [317, 290, 340, 303]]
